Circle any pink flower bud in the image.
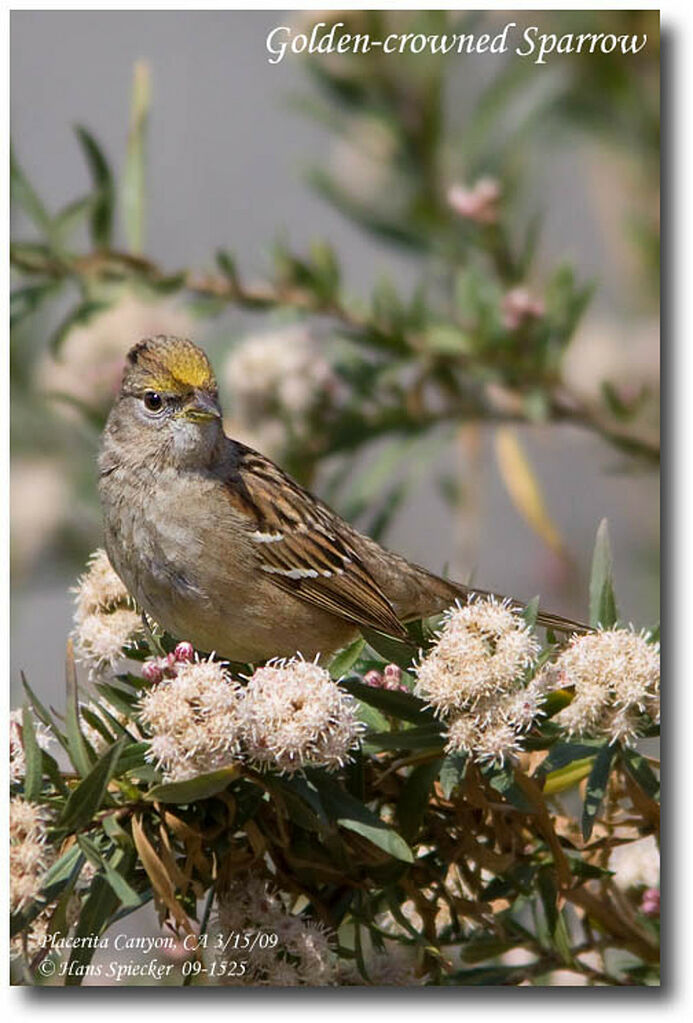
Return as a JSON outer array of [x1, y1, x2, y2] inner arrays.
[[501, 287, 545, 331], [640, 887, 660, 917], [383, 664, 403, 690], [142, 661, 163, 685], [448, 178, 501, 225], [174, 641, 195, 663], [363, 669, 384, 688]]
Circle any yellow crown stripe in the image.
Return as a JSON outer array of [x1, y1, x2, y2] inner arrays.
[[138, 357, 215, 393], [163, 350, 215, 389]]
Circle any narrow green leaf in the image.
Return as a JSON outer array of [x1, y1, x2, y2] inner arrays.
[[621, 748, 660, 800], [12, 845, 84, 939], [567, 855, 613, 881], [94, 680, 140, 716], [439, 753, 467, 799], [363, 724, 444, 752], [108, 891, 154, 928], [115, 741, 150, 775], [329, 636, 365, 678], [381, 889, 431, 948], [21, 705, 43, 801], [146, 764, 240, 804], [538, 738, 604, 776], [362, 627, 416, 669], [482, 862, 537, 900], [80, 705, 116, 746], [66, 875, 120, 984], [57, 737, 125, 833], [10, 240, 56, 274], [10, 282, 58, 328], [543, 756, 595, 795], [537, 866, 573, 965], [11, 900, 50, 940], [340, 677, 434, 724], [40, 845, 85, 905], [308, 772, 414, 863], [274, 775, 328, 825], [64, 639, 93, 776], [122, 62, 150, 253], [308, 167, 425, 252], [75, 125, 114, 247], [47, 884, 81, 945], [50, 299, 111, 353], [42, 750, 70, 796], [353, 700, 390, 732], [397, 759, 442, 842], [22, 673, 62, 740], [309, 239, 340, 300], [267, 780, 322, 833], [53, 194, 94, 242], [101, 813, 132, 846], [522, 595, 541, 630], [541, 689, 574, 718], [10, 146, 53, 233], [338, 816, 414, 863], [482, 764, 534, 812], [589, 518, 619, 628], [423, 324, 471, 356], [582, 743, 617, 840], [216, 249, 238, 283], [76, 837, 140, 907], [149, 271, 186, 295]]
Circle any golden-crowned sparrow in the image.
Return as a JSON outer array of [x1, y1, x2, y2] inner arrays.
[[99, 335, 584, 663]]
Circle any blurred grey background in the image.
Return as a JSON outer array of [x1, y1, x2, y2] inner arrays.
[[11, 11, 659, 709]]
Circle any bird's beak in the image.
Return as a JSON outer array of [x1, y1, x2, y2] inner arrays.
[[180, 391, 222, 423]]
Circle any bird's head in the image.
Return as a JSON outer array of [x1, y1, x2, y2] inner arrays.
[[105, 335, 224, 467]]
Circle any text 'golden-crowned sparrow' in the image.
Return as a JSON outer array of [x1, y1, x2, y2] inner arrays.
[[99, 335, 584, 663]]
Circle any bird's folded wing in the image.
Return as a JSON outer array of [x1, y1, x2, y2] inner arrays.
[[224, 447, 408, 638]]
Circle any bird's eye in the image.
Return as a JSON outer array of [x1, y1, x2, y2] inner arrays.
[[143, 390, 164, 413]]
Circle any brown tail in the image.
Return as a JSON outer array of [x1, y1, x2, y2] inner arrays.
[[449, 582, 590, 635], [396, 561, 590, 635], [358, 539, 591, 636]]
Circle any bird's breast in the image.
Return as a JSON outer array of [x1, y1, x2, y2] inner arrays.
[[100, 466, 257, 641]]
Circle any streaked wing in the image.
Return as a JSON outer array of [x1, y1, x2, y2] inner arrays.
[[224, 445, 408, 638]]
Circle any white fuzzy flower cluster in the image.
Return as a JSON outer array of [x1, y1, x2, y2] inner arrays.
[[415, 599, 540, 713], [139, 655, 363, 780], [339, 946, 426, 986], [213, 876, 337, 986], [73, 549, 143, 675], [414, 598, 543, 766], [74, 548, 130, 618], [239, 658, 364, 774], [222, 325, 338, 457], [10, 708, 54, 785], [139, 658, 244, 782], [549, 628, 660, 745], [10, 798, 52, 914]]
